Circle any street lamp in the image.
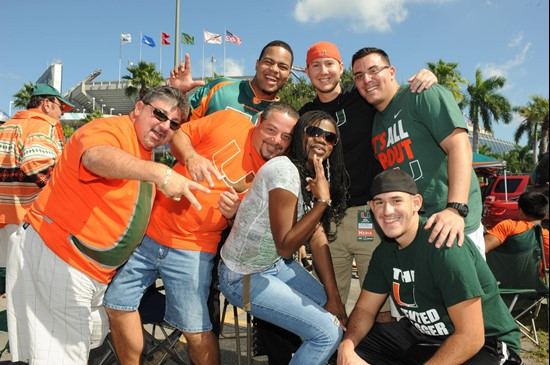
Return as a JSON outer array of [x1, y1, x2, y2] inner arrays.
[[101, 104, 106, 114], [9, 101, 14, 116], [109, 108, 115, 115], [92, 97, 96, 110], [83, 108, 86, 114]]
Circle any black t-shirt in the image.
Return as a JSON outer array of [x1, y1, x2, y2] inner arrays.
[[300, 86, 382, 206]]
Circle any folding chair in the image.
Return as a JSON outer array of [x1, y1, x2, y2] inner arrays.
[[139, 283, 187, 364], [486, 224, 549, 346], [220, 297, 253, 365]]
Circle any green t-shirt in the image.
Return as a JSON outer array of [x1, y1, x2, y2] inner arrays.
[[371, 85, 482, 233], [364, 217, 521, 353]]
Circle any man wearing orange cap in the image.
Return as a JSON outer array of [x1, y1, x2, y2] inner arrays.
[[0, 83, 74, 278], [301, 42, 437, 321]]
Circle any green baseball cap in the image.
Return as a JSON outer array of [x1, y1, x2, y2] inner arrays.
[[32, 83, 75, 112]]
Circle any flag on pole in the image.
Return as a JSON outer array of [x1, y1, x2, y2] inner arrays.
[[142, 34, 156, 47], [161, 32, 171, 45], [225, 30, 242, 46], [181, 32, 195, 45], [121, 33, 132, 43], [204, 30, 222, 44]]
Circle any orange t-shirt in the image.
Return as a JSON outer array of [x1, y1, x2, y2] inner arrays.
[[25, 116, 155, 283], [487, 219, 549, 266], [146, 109, 265, 254], [0, 110, 64, 226]]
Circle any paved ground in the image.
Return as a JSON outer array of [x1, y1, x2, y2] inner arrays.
[[1, 275, 548, 364]]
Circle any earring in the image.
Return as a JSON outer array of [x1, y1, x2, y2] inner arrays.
[[325, 159, 331, 184]]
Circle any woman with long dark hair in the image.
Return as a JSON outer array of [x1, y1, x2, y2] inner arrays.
[[219, 110, 349, 364]]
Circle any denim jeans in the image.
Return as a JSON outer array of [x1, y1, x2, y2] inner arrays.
[[104, 235, 215, 332], [219, 258, 342, 365]]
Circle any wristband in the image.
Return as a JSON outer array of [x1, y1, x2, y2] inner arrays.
[[317, 198, 332, 206], [159, 167, 172, 191]]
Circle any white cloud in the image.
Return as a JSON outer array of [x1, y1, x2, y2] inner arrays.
[[508, 32, 524, 48], [293, 0, 451, 32], [0, 72, 21, 80], [224, 59, 245, 77], [481, 42, 531, 83], [202, 58, 244, 77]]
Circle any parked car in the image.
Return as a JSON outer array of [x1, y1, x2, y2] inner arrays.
[[482, 175, 534, 229]]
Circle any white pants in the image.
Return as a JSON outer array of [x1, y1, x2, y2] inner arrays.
[[0, 223, 18, 268], [6, 225, 109, 364]]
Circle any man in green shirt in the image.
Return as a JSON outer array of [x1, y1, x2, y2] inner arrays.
[[351, 47, 484, 257], [338, 169, 522, 365]]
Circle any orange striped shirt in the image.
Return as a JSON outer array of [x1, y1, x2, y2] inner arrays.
[[0, 110, 64, 227]]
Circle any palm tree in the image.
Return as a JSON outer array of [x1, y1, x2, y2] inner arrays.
[[466, 69, 512, 153], [513, 96, 549, 165], [478, 144, 499, 159], [80, 109, 104, 124], [498, 145, 533, 174], [123, 61, 164, 101], [12, 82, 35, 109], [278, 76, 316, 111], [426, 60, 468, 108]]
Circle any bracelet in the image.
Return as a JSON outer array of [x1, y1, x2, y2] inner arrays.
[[317, 198, 332, 206], [159, 167, 172, 191]]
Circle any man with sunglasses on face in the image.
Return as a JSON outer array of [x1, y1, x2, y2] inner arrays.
[[6, 86, 209, 364], [352, 47, 484, 256], [105, 102, 299, 365], [0, 84, 74, 282], [300, 42, 437, 324]]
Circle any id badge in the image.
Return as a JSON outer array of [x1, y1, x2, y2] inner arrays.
[[357, 209, 374, 241]]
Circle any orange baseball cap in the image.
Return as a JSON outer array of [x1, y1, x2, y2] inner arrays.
[[306, 42, 342, 66]]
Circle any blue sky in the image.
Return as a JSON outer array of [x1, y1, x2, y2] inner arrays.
[[1, 0, 548, 144]]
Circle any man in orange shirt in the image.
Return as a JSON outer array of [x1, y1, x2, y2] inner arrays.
[[104, 102, 299, 365], [485, 191, 549, 265], [6, 85, 209, 364], [0, 84, 74, 274]]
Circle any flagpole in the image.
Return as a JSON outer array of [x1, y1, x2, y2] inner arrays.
[[202, 29, 205, 80], [118, 35, 122, 83], [160, 33, 162, 72], [223, 27, 226, 76], [174, 0, 180, 67], [140, 32, 143, 62]]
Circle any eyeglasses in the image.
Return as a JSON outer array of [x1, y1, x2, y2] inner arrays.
[[144, 102, 181, 131], [304, 126, 338, 145], [50, 99, 64, 112], [353, 65, 391, 81]]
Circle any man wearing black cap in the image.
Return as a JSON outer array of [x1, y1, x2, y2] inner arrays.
[[0, 83, 74, 274], [337, 170, 522, 365]]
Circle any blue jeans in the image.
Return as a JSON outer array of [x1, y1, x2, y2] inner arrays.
[[104, 235, 215, 332], [219, 258, 342, 364]]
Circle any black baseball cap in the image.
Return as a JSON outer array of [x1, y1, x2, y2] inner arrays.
[[371, 169, 419, 197]]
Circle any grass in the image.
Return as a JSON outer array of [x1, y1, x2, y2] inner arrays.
[[519, 302, 548, 364]]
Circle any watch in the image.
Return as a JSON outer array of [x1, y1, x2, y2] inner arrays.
[[446, 202, 469, 218]]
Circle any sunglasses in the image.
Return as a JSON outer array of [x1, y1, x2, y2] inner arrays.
[[304, 125, 338, 145], [144, 102, 181, 131], [50, 99, 64, 112]]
